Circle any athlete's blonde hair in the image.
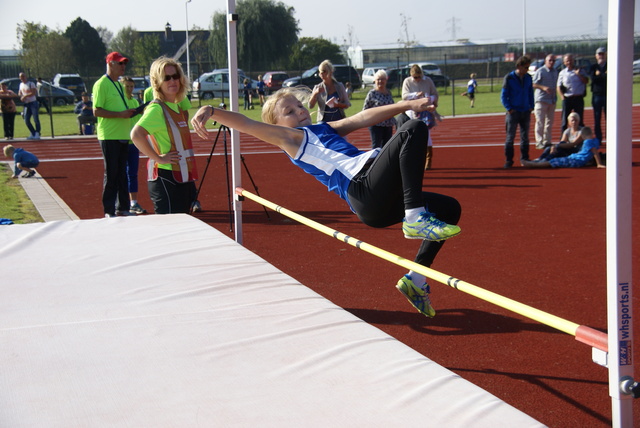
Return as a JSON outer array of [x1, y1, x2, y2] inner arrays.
[[149, 56, 188, 102]]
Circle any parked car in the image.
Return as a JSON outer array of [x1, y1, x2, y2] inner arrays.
[[193, 69, 259, 100], [633, 59, 640, 75], [262, 71, 289, 94], [361, 67, 386, 87], [52, 73, 86, 101], [413, 62, 443, 76], [283, 65, 362, 90], [385, 66, 450, 89], [0, 77, 75, 106]]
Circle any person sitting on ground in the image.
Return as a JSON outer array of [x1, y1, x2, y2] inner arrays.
[[190, 87, 462, 318], [3, 144, 39, 178], [536, 111, 583, 161], [522, 127, 604, 169], [74, 92, 96, 135]]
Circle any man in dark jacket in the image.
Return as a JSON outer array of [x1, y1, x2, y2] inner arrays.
[[500, 55, 534, 168], [589, 47, 607, 142]]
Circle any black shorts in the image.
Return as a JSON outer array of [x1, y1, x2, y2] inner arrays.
[[148, 168, 197, 214]]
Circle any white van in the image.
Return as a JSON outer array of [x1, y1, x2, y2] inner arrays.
[[192, 69, 258, 100], [412, 62, 443, 76]]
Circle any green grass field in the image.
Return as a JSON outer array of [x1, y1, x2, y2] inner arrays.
[[0, 164, 43, 224]]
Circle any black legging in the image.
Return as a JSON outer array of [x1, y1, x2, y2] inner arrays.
[[347, 119, 461, 267]]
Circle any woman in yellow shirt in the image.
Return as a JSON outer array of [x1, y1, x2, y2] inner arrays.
[[130, 57, 198, 214]]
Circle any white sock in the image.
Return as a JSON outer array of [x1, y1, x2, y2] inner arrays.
[[405, 207, 424, 223], [408, 271, 426, 287], [130, 200, 137, 206]]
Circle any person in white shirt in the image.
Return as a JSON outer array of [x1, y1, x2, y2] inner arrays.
[[401, 65, 439, 169], [18, 72, 41, 140], [532, 55, 559, 149]]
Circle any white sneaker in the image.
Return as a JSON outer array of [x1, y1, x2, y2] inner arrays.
[[33, 132, 41, 140]]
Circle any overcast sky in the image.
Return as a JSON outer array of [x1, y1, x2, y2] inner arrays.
[[2, 0, 636, 51]]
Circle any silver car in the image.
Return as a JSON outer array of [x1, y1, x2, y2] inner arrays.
[[193, 69, 259, 100], [361, 67, 385, 88]]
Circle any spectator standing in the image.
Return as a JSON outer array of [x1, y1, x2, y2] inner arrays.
[[402, 64, 439, 169], [130, 57, 199, 215], [532, 54, 559, 149], [93, 52, 137, 218], [74, 92, 95, 135], [121, 76, 147, 215], [362, 69, 396, 149], [461, 73, 477, 107], [500, 55, 534, 168], [36, 78, 51, 115], [243, 78, 253, 110], [557, 53, 588, 133], [0, 82, 18, 140], [589, 47, 607, 142], [309, 60, 351, 123], [256, 75, 266, 106], [345, 82, 353, 99], [18, 72, 40, 140]]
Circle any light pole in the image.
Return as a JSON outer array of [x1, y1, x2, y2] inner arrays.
[[185, 0, 192, 84], [522, 0, 527, 55]]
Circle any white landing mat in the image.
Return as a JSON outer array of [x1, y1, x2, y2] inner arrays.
[[0, 215, 544, 427]]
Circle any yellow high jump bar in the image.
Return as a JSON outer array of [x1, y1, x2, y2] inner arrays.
[[236, 187, 608, 352]]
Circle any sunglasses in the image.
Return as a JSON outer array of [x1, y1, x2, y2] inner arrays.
[[163, 73, 181, 81]]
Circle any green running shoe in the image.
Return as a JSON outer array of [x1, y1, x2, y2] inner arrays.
[[402, 212, 460, 241], [396, 275, 436, 317]]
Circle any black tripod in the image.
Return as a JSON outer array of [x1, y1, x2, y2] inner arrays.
[[191, 121, 270, 231]]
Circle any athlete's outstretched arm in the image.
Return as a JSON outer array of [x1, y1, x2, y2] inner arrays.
[[191, 106, 303, 157], [331, 97, 435, 136]]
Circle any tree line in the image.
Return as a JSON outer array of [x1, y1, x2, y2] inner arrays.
[[15, 0, 345, 81]]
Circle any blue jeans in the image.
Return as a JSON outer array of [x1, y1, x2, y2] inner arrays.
[[23, 101, 41, 135], [592, 94, 606, 142], [504, 110, 531, 163]]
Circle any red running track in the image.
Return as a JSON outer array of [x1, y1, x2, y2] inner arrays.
[[16, 108, 640, 427]]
